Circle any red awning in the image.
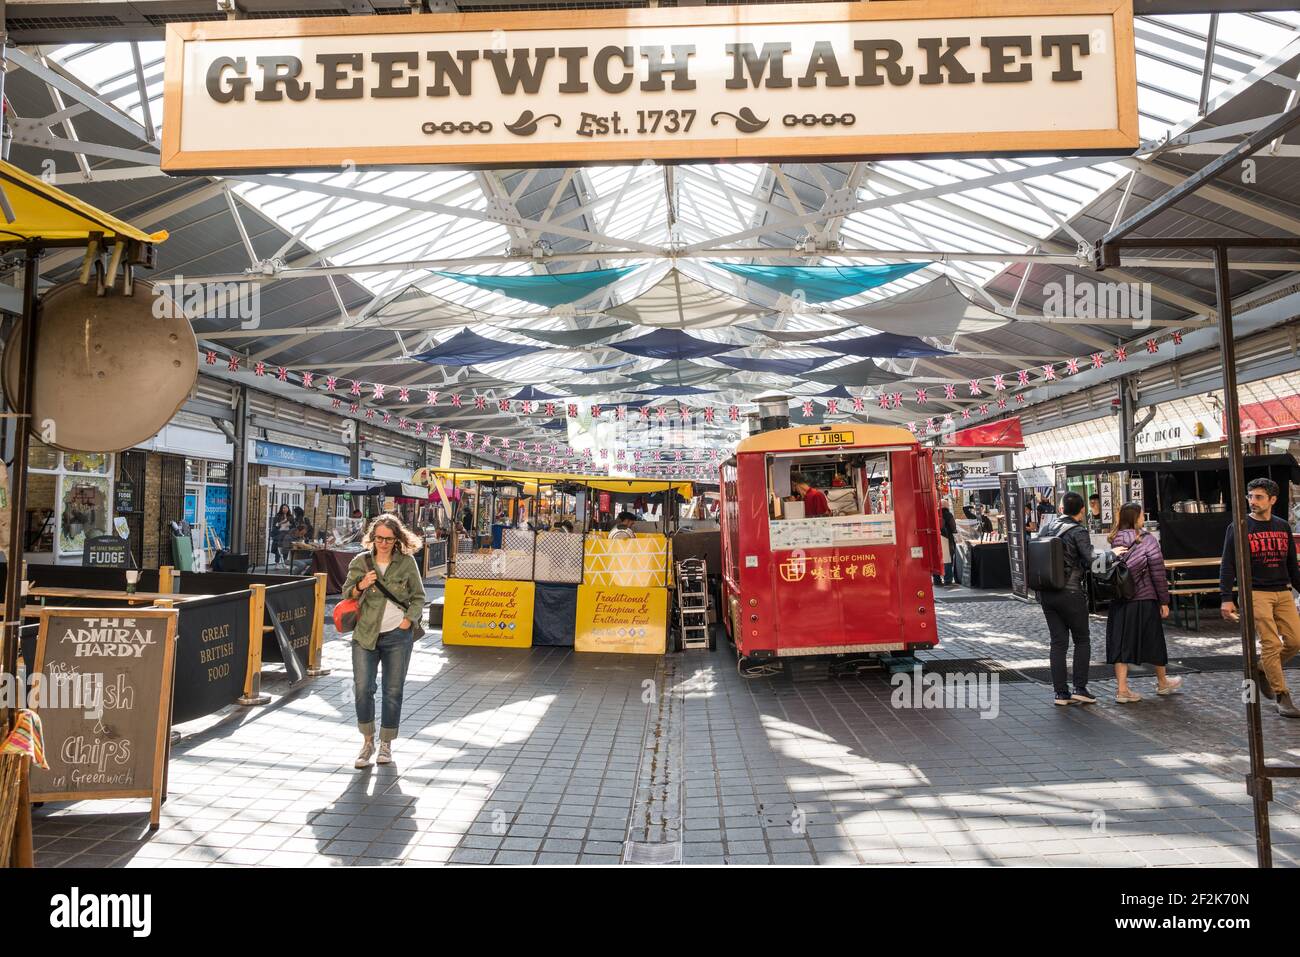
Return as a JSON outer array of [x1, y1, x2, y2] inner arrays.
[[1238, 395, 1300, 438], [940, 416, 1026, 451]]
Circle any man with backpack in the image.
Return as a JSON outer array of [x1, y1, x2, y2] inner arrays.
[[1032, 491, 1125, 707]]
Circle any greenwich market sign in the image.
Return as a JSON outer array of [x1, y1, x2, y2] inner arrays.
[[161, 0, 1137, 172]]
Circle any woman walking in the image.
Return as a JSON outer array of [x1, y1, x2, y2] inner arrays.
[[341, 514, 427, 768], [1106, 501, 1183, 702]]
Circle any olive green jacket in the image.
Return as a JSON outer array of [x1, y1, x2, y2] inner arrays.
[[340, 550, 426, 650]]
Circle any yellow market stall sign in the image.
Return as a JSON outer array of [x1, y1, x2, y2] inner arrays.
[[799, 431, 855, 448], [442, 579, 535, 647], [161, 1, 1137, 172], [576, 585, 667, 655]]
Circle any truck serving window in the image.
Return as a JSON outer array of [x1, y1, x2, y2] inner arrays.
[[767, 453, 892, 521]]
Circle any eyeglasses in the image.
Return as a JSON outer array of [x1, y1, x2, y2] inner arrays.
[[373, 535, 396, 543]]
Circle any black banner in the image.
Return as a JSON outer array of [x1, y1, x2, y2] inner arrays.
[[173, 570, 311, 596], [533, 583, 578, 647], [262, 580, 315, 683], [26, 564, 160, 593], [172, 591, 251, 725], [1000, 473, 1029, 600]]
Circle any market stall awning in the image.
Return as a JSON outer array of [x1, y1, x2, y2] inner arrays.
[[0, 159, 167, 248], [939, 416, 1026, 452], [432, 467, 692, 498]]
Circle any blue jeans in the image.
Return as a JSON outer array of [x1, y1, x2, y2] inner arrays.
[[352, 626, 414, 742]]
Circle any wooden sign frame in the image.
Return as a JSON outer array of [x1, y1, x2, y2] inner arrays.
[[161, 0, 1138, 173], [29, 606, 178, 829]]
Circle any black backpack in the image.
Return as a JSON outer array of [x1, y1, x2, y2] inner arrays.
[[1027, 521, 1070, 591]]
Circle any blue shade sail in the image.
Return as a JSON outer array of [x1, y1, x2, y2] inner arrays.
[[614, 328, 739, 361], [431, 266, 637, 307], [713, 355, 835, 375], [512, 385, 564, 401], [712, 262, 929, 303], [811, 332, 952, 359], [539, 419, 569, 430], [409, 328, 540, 367], [513, 323, 632, 347], [810, 384, 854, 399]]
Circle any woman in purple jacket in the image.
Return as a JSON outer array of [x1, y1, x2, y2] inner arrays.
[[1106, 501, 1183, 702]]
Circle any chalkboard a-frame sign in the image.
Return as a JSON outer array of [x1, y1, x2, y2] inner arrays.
[[29, 607, 178, 829]]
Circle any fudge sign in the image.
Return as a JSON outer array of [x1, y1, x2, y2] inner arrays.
[[162, 0, 1136, 171]]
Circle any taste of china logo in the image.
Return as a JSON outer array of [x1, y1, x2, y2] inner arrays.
[[778, 556, 806, 583]]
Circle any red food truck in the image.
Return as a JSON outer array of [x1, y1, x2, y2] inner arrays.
[[718, 422, 943, 675]]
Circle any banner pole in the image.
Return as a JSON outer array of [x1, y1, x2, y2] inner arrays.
[[238, 584, 270, 706], [306, 572, 330, 676]]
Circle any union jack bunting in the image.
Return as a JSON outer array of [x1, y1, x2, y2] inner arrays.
[[350, 380, 362, 396], [1016, 369, 1029, 387], [302, 372, 314, 389], [277, 367, 288, 382], [1042, 364, 1056, 381], [373, 383, 385, 400], [993, 374, 1005, 391], [255, 361, 266, 376], [943, 384, 956, 401], [968, 379, 981, 396], [1066, 358, 1080, 375]]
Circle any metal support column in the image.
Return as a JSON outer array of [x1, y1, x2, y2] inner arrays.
[[1213, 243, 1271, 868], [1118, 375, 1137, 463], [228, 385, 249, 554]]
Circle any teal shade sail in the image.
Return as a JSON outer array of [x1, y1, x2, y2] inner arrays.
[[712, 262, 929, 303], [432, 266, 637, 307]]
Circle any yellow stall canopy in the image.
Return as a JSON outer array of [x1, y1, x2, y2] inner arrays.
[[0, 160, 168, 247], [431, 466, 692, 499]]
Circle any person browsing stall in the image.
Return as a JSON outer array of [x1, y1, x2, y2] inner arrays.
[[1220, 477, 1300, 718], [341, 515, 428, 768], [790, 472, 831, 518]]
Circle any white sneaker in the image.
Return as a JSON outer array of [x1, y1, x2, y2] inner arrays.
[[354, 739, 375, 768], [377, 742, 393, 765], [1156, 677, 1183, 695]]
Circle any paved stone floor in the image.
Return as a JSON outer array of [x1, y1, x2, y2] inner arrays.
[[30, 588, 1300, 866]]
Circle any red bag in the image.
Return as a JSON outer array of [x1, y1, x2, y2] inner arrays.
[[333, 597, 360, 633], [332, 554, 371, 633]]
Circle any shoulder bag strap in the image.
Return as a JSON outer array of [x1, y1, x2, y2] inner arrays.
[[367, 553, 407, 607]]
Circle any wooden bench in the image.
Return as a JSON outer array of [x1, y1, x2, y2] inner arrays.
[[1167, 574, 1221, 631]]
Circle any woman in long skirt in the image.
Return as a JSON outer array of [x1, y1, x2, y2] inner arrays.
[[1106, 501, 1183, 702]]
